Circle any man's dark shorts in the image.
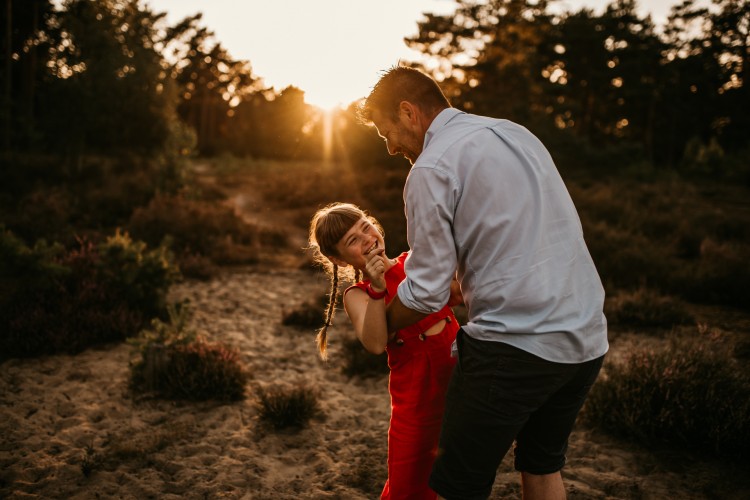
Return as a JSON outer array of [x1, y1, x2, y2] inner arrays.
[[429, 328, 605, 500]]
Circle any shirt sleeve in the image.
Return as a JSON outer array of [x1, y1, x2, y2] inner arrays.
[[397, 165, 459, 314]]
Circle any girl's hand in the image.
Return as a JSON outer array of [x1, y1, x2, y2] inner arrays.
[[365, 248, 387, 292], [448, 278, 464, 306]]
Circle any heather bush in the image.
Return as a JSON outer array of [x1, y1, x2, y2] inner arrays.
[[95, 230, 179, 319], [80, 163, 173, 229], [571, 178, 750, 310], [673, 238, 750, 309], [0, 155, 184, 245], [0, 228, 178, 360], [583, 332, 750, 459], [128, 192, 285, 277], [255, 383, 320, 430], [10, 187, 77, 245], [175, 251, 219, 281], [1, 227, 68, 356], [129, 304, 249, 401], [604, 288, 694, 329], [582, 220, 676, 291], [229, 159, 356, 209]]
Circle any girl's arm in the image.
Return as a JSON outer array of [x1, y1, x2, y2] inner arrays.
[[343, 288, 389, 355], [342, 249, 390, 355]]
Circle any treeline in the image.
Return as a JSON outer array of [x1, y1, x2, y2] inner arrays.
[[0, 0, 385, 163], [407, 0, 749, 170], [1, 0, 747, 169]]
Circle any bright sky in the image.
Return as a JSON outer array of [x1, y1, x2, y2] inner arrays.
[[145, 0, 688, 110]]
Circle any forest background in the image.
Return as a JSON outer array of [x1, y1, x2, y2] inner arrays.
[[1, 0, 749, 497]]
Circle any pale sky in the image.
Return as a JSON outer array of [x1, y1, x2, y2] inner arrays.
[[145, 0, 689, 110]]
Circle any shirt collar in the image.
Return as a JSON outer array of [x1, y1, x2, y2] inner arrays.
[[424, 108, 464, 150]]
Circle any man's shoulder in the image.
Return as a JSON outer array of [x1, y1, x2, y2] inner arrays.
[[420, 113, 500, 162]]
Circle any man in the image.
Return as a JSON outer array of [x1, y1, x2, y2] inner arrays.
[[358, 66, 608, 500]]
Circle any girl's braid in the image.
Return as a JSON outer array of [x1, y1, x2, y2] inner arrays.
[[316, 264, 339, 360]]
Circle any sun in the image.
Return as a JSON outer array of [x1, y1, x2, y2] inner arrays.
[[305, 91, 346, 113]]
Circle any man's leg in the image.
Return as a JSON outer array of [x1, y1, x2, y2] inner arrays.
[[429, 330, 522, 499], [438, 471, 565, 500], [521, 471, 565, 500], [514, 354, 605, 500]]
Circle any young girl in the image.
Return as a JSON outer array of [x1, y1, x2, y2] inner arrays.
[[308, 202, 459, 500]]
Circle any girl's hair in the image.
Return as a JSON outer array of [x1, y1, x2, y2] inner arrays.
[[308, 202, 384, 360]]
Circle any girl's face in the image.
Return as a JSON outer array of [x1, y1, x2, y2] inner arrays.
[[333, 217, 385, 270]]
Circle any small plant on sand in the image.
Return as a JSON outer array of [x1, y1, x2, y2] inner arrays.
[[281, 294, 328, 329], [583, 329, 750, 459], [255, 383, 320, 430], [129, 303, 249, 401], [340, 335, 390, 378], [80, 442, 99, 477]]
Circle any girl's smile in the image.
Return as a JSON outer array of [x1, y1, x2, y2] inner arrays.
[[334, 218, 386, 270]]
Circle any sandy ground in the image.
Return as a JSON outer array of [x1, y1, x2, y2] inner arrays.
[[2, 167, 749, 499], [2, 262, 749, 500]]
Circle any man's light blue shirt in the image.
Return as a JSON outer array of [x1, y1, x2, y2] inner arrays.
[[397, 108, 609, 363]]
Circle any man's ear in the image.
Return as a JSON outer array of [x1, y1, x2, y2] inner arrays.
[[398, 101, 418, 124]]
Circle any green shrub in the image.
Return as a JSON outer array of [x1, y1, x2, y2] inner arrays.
[[583, 334, 750, 458], [129, 304, 249, 401], [604, 288, 694, 329], [255, 383, 320, 430], [0, 226, 67, 295], [1, 228, 69, 356], [96, 229, 179, 319], [0, 228, 178, 360]]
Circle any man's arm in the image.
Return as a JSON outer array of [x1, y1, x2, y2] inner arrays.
[[385, 293, 429, 334]]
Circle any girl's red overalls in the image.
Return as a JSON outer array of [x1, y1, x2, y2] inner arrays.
[[348, 252, 458, 500]]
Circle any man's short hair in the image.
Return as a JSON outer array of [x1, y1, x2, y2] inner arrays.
[[358, 65, 451, 125]]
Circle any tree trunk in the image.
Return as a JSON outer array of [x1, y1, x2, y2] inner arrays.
[[21, 0, 38, 138], [2, 0, 11, 155]]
